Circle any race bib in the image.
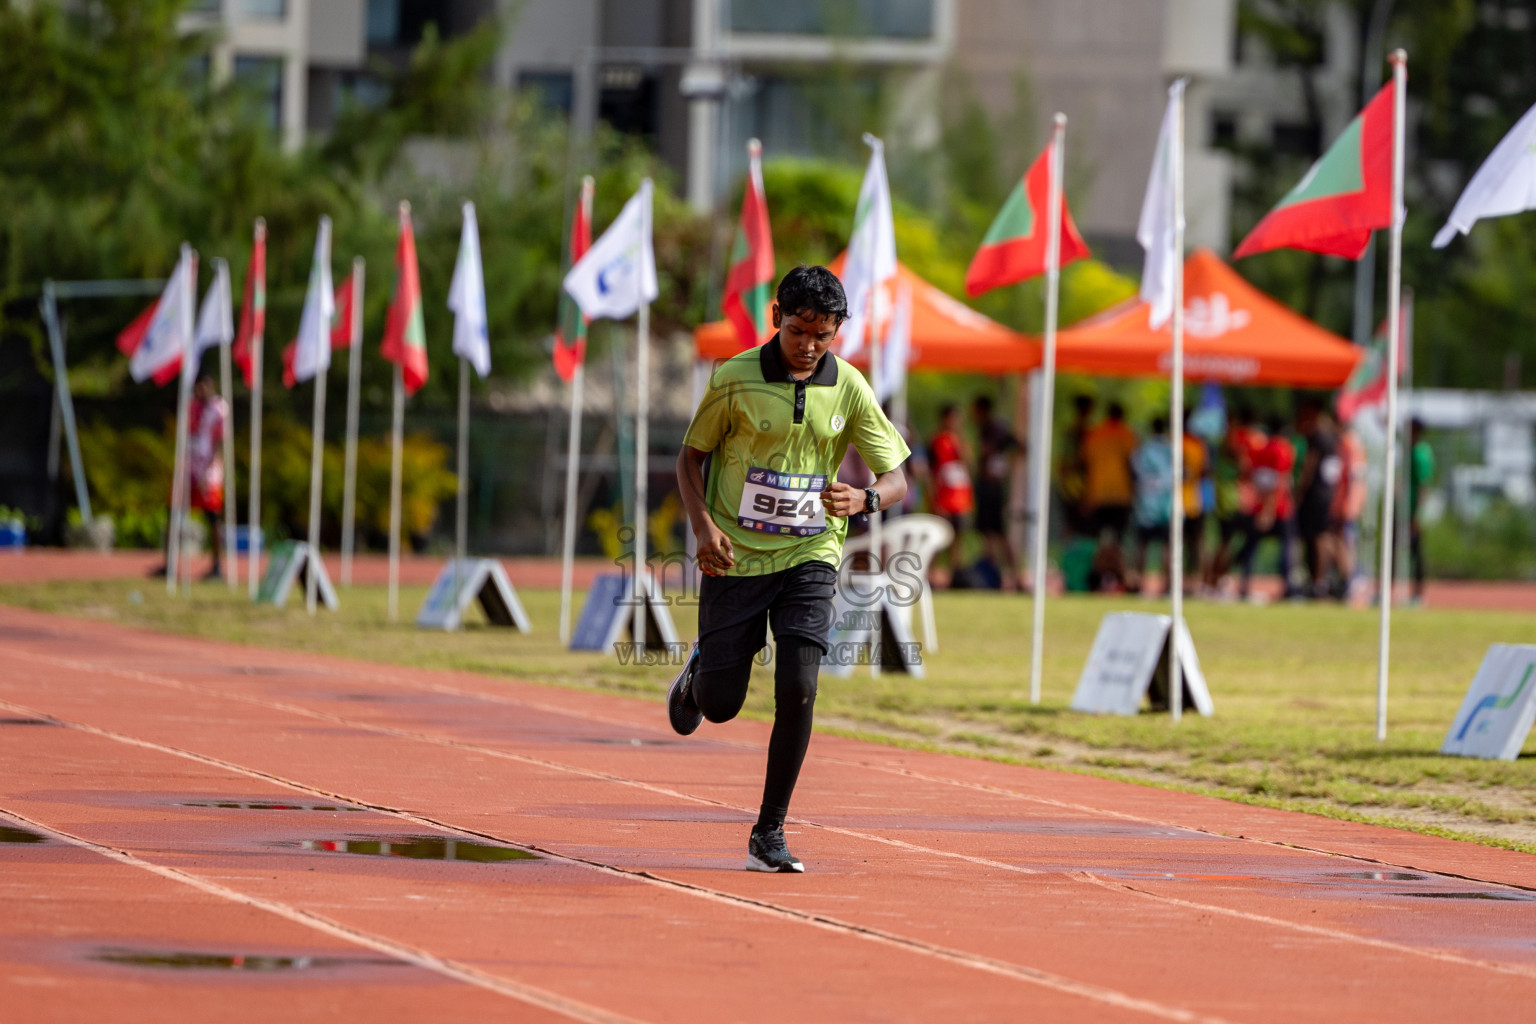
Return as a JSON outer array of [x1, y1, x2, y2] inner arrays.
[[737, 467, 828, 537]]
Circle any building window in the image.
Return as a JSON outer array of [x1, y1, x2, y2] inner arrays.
[[599, 66, 658, 139], [367, 0, 401, 44], [727, 0, 934, 39], [234, 55, 284, 133], [240, 0, 287, 19], [519, 71, 574, 116], [188, 0, 222, 16], [1211, 111, 1238, 149], [1271, 121, 1320, 157]]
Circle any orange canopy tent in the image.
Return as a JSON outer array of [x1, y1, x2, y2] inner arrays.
[[693, 256, 1041, 374], [1053, 248, 1361, 388]]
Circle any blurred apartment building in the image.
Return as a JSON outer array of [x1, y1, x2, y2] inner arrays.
[[186, 0, 1380, 259]]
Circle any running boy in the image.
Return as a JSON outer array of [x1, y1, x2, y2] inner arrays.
[[670, 266, 910, 873]]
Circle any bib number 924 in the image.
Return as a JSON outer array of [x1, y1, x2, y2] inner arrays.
[[753, 493, 819, 519]]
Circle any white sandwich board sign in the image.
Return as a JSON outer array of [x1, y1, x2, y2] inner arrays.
[[416, 558, 532, 633], [821, 571, 924, 678], [1441, 644, 1536, 760], [255, 540, 338, 611], [569, 572, 679, 652], [1071, 611, 1213, 716]]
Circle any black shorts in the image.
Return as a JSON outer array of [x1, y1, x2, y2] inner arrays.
[[1089, 504, 1131, 539], [974, 480, 1006, 534], [1297, 497, 1333, 540], [697, 560, 837, 672]]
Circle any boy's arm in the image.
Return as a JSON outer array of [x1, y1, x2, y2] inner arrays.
[[677, 446, 734, 575]]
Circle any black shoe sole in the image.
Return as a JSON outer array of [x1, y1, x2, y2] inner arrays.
[[667, 664, 703, 737]]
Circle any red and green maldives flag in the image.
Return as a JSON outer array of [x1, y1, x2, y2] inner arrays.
[[1235, 80, 1396, 260], [330, 271, 357, 349], [965, 140, 1090, 297], [1337, 290, 1412, 423], [232, 220, 266, 387], [381, 204, 429, 395], [552, 176, 593, 384], [723, 138, 775, 349]]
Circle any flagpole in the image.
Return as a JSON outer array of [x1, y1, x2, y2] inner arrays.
[[1377, 50, 1408, 742], [633, 300, 650, 649], [388, 361, 404, 621], [169, 247, 196, 596], [1169, 83, 1187, 723], [558, 175, 594, 646], [453, 354, 470, 629], [559, 362, 586, 644], [248, 219, 266, 600], [341, 256, 365, 587], [1028, 115, 1067, 706], [306, 361, 328, 615], [218, 261, 238, 591]]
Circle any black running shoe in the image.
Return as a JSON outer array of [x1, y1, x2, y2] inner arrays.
[[746, 825, 804, 873], [667, 645, 703, 736]]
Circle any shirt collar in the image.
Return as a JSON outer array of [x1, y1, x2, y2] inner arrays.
[[759, 333, 838, 386]]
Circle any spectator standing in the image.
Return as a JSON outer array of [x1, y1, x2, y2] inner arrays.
[[1058, 394, 1096, 538], [1408, 418, 1434, 604], [1081, 402, 1138, 590], [1204, 405, 1263, 593], [1130, 416, 1173, 594], [1237, 414, 1297, 601], [971, 394, 1024, 590], [1181, 408, 1208, 592], [1295, 401, 1343, 598], [1330, 414, 1369, 600], [152, 375, 228, 581], [927, 404, 973, 582]]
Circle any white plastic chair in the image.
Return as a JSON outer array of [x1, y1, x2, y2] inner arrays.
[[841, 513, 954, 653]]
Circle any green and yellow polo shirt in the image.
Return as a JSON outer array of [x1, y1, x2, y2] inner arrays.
[[683, 336, 911, 577]]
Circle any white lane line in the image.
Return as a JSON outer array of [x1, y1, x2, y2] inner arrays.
[[0, 805, 647, 1024], [0, 692, 1235, 1024], [1071, 871, 1536, 981]]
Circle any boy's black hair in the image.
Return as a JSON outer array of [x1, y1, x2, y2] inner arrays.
[[972, 394, 994, 414], [1073, 394, 1095, 414], [1265, 412, 1287, 434], [776, 265, 848, 325], [1151, 416, 1168, 435], [1107, 401, 1126, 420], [938, 402, 958, 419]]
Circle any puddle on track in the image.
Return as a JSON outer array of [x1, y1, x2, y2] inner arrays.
[[177, 800, 368, 812], [0, 717, 55, 726], [275, 835, 539, 862], [90, 947, 403, 972], [571, 737, 679, 747], [1397, 891, 1536, 902], [1326, 872, 1429, 881], [0, 825, 48, 844]]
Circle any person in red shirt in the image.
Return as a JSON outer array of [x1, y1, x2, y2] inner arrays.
[[927, 403, 973, 582], [1236, 413, 1295, 601], [1203, 404, 1264, 592], [152, 375, 228, 581]]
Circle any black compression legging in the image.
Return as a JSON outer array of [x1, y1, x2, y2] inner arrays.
[[692, 634, 821, 829]]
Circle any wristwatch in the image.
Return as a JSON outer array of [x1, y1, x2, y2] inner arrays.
[[863, 487, 881, 514]]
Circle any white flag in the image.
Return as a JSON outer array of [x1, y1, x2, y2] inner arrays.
[[289, 216, 335, 385], [563, 178, 658, 322], [838, 134, 897, 358], [873, 282, 912, 404], [192, 258, 234, 367], [1138, 79, 1186, 330], [130, 245, 195, 384], [1434, 99, 1536, 248], [449, 202, 491, 378]]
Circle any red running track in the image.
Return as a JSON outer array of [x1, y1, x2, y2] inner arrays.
[[2, 604, 1536, 1021]]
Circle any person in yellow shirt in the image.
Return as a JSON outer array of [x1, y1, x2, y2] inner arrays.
[[1081, 402, 1138, 589], [1180, 409, 1207, 592]]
